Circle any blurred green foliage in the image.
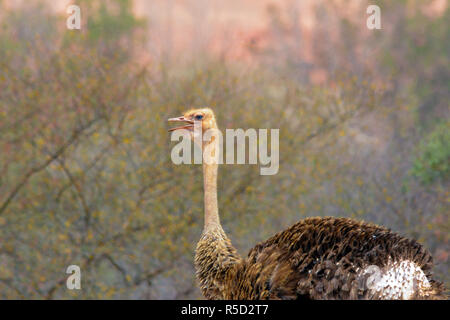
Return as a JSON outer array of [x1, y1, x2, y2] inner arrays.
[[412, 121, 450, 185]]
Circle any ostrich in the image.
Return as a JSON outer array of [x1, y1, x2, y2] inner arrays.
[[168, 108, 445, 300]]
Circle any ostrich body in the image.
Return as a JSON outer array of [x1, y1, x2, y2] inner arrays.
[[168, 108, 445, 300]]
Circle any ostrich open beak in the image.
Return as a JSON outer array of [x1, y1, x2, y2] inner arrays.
[[168, 116, 194, 132]]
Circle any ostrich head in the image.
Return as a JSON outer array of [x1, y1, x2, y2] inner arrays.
[[168, 108, 217, 137], [168, 108, 217, 140]]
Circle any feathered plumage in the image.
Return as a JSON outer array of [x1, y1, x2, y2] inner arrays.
[[169, 108, 446, 300], [195, 217, 444, 299]]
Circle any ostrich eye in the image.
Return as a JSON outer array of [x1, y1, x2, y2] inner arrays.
[[195, 114, 204, 120]]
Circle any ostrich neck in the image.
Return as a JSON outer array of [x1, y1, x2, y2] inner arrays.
[[203, 161, 220, 231], [202, 137, 221, 232], [195, 132, 242, 299]]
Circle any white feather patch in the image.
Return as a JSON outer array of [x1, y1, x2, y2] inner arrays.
[[359, 260, 431, 299]]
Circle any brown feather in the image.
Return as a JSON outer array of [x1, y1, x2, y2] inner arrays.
[[195, 217, 446, 300]]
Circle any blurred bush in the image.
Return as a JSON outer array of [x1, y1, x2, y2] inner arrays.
[[412, 121, 450, 185]]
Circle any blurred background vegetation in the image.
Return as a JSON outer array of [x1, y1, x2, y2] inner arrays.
[[0, 0, 448, 299]]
